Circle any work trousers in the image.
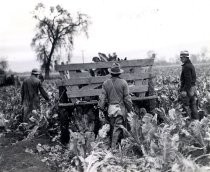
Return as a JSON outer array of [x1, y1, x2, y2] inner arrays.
[[22, 102, 40, 123], [181, 86, 198, 120], [107, 104, 125, 149]]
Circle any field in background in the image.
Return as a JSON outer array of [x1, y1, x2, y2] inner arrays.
[[0, 63, 210, 171]]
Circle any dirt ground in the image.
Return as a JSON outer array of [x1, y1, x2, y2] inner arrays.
[[0, 132, 54, 172]]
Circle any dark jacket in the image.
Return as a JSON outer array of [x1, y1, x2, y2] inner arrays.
[[21, 75, 49, 110], [180, 59, 196, 92]]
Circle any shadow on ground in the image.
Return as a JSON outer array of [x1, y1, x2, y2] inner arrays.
[[0, 132, 54, 172]]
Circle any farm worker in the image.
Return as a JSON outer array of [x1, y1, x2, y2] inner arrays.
[[14, 76, 21, 87], [179, 50, 198, 119], [21, 68, 49, 122], [98, 62, 134, 149]]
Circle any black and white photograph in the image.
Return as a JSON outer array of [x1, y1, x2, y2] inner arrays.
[[0, 0, 210, 171]]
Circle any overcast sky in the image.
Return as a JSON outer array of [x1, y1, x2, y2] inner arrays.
[[0, 0, 210, 72]]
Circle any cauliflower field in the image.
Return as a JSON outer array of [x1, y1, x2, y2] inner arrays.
[[0, 64, 210, 172]]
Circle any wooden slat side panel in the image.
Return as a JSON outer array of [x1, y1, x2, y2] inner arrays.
[[66, 86, 79, 92], [67, 89, 102, 98], [129, 85, 148, 93], [142, 66, 150, 73], [55, 59, 154, 72], [67, 85, 148, 98], [142, 79, 149, 85], [122, 67, 131, 73], [68, 71, 76, 78], [133, 66, 144, 74], [59, 71, 69, 79], [80, 84, 101, 90], [135, 78, 145, 97], [58, 95, 158, 107], [68, 71, 91, 78], [57, 73, 155, 86]]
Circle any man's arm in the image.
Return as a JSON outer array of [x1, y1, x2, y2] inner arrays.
[[180, 75, 184, 92], [38, 82, 49, 101], [98, 83, 107, 111], [123, 81, 134, 112], [182, 66, 192, 91], [21, 82, 24, 104]]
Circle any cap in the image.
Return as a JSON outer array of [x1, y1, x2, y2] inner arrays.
[[31, 68, 40, 75]]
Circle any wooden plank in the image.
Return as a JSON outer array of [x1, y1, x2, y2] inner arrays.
[[59, 71, 69, 79], [67, 85, 148, 98], [69, 71, 91, 78], [58, 95, 158, 107], [80, 84, 101, 90], [134, 78, 144, 96], [55, 59, 154, 72], [142, 66, 150, 73], [142, 79, 149, 85], [57, 73, 155, 86], [68, 71, 76, 78], [59, 100, 98, 107], [68, 89, 102, 98], [134, 92, 146, 97], [67, 86, 79, 91], [133, 66, 144, 74], [129, 85, 148, 93]]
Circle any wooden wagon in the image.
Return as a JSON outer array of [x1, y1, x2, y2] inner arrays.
[[55, 58, 157, 113]]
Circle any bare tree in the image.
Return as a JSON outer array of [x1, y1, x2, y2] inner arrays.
[[31, 3, 90, 78], [0, 58, 8, 71]]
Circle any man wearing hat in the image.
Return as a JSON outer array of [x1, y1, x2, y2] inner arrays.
[[98, 62, 134, 149], [179, 50, 198, 119], [21, 68, 49, 122]]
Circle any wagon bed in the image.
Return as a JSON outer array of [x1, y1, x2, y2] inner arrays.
[[55, 58, 157, 109]]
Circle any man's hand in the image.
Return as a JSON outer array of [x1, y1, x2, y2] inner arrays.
[[99, 110, 105, 122], [181, 91, 187, 97]]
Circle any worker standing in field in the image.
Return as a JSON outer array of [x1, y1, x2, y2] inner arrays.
[[21, 68, 49, 122], [179, 50, 198, 120], [98, 62, 134, 149]]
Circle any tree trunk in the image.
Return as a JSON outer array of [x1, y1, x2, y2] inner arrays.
[[45, 63, 50, 79]]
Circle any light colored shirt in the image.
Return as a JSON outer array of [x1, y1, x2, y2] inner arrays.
[[98, 76, 133, 112]]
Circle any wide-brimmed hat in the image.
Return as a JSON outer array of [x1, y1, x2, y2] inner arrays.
[[108, 63, 124, 74], [180, 50, 189, 58], [31, 68, 40, 75]]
